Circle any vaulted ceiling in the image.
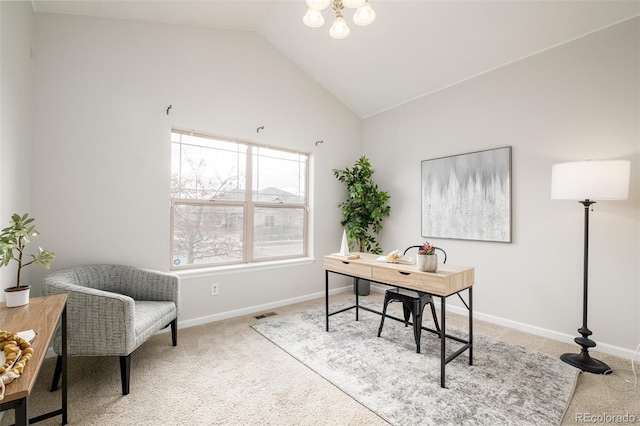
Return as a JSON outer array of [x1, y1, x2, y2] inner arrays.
[[32, 1, 640, 118]]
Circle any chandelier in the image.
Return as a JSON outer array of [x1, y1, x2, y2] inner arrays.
[[303, 0, 376, 39]]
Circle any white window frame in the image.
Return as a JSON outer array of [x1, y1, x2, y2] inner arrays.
[[170, 129, 309, 270]]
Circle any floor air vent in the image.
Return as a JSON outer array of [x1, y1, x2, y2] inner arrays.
[[255, 312, 278, 319]]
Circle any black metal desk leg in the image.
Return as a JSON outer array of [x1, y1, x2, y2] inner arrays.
[[355, 278, 359, 321], [440, 296, 446, 388], [469, 287, 473, 366], [325, 270, 330, 332], [62, 304, 68, 424]]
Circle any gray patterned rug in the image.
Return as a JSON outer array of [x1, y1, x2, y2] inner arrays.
[[252, 300, 579, 426]]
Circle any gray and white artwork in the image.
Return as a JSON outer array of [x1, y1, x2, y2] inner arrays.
[[421, 147, 511, 242]]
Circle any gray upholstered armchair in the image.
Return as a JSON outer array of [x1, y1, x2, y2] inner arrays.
[[41, 264, 180, 395]]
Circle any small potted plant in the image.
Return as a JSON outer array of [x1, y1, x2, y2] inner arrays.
[[416, 241, 438, 272], [0, 213, 55, 307]]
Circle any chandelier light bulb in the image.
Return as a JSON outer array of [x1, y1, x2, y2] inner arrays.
[[353, 1, 375, 26], [342, 0, 365, 8], [306, 0, 331, 11], [329, 15, 350, 39], [303, 8, 325, 28], [329, 16, 351, 39]]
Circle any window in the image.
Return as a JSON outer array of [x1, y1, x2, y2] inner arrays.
[[264, 215, 275, 227], [170, 130, 309, 269]]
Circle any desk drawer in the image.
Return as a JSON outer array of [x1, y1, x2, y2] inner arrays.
[[372, 267, 436, 291], [372, 266, 474, 295], [324, 257, 372, 279]]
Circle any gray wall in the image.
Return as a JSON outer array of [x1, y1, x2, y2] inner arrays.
[[0, 1, 35, 290], [28, 12, 360, 321], [363, 18, 639, 353]]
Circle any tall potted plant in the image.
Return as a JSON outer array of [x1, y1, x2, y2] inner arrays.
[[333, 156, 391, 295], [0, 213, 55, 307]]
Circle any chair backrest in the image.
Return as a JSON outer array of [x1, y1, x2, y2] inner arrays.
[[403, 245, 447, 264], [43, 264, 179, 302], [45, 264, 130, 292]]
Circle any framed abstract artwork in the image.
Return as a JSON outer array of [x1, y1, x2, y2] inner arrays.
[[421, 146, 512, 242]]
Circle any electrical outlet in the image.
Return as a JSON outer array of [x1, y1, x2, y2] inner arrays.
[[210, 283, 219, 296]]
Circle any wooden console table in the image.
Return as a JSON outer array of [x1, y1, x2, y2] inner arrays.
[[324, 253, 474, 388], [0, 295, 67, 425]]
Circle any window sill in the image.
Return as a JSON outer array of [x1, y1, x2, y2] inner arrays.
[[172, 257, 316, 278]]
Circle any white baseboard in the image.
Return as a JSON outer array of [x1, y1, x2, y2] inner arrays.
[[176, 286, 352, 329], [445, 304, 638, 360], [130, 283, 640, 362], [369, 283, 637, 359]]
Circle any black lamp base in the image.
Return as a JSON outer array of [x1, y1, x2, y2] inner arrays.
[[560, 200, 612, 376], [560, 351, 611, 374]]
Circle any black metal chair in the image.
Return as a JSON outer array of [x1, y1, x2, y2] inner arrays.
[[377, 245, 447, 353]]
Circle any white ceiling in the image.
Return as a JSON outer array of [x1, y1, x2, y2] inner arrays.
[[32, 1, 640, 118]]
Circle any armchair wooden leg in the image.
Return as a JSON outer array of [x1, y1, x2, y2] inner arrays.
[[50, 355, 63, 392], [170, 318, 177, 346], [120, 355, 131, 396]]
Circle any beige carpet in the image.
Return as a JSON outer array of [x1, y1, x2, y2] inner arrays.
[[253, 300, 578, 425], [1, 292, 637, 425]]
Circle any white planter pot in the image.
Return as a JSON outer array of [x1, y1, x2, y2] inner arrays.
[[416, 254, 438, 272], [4, 286, 31, 307]]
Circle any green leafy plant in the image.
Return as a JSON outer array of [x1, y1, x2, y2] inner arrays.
[[0, 213, 55, 289], [333, 156, 391, 255]]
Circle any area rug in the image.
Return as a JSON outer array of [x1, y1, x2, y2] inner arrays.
[[252, 300, 579, 426]]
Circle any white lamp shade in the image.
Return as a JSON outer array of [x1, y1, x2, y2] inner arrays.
[[306, 0, 331, 10], [353, 2, 376, 26], [303, 8, 325, 28], [551, 160, 630, 200], [329, 16, 350, 39]]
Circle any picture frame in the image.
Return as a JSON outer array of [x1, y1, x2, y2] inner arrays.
[[421, 146, 512, 242]]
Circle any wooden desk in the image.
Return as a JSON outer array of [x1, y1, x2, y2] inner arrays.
[[0, 295, 67, 425], [324, 253, 474, 388]]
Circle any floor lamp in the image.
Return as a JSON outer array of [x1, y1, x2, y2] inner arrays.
[[551, 160, 630, 374]]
